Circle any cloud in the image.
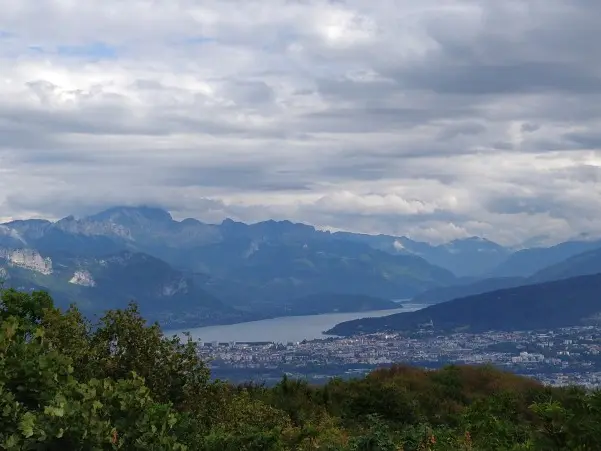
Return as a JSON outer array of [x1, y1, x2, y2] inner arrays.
[[1, 0, 601, 245]]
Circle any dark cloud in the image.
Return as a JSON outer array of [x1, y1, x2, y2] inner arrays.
[[563, 131, 601, 149], [159, 166, 313, 191], [436, 122, 487, 141], [396, 63, 601, 96], [491, 141, 514, 151], [486, 196, 557, 216], [301, 104, 481, 133], [223, 80, 276, 106], [1, 0, 601, 244], [521, 123, 540, 133]]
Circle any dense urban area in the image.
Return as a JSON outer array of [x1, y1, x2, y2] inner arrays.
[[199, 325, 601, 386]]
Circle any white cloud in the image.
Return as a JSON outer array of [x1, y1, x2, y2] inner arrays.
[[1, 0, 601, 245]]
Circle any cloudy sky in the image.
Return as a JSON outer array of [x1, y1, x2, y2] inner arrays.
[[1, 0, 601, 245]]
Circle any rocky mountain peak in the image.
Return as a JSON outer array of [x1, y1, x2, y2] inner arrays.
[[53, 214, 132, 239], [2, 219, 51, 240], [88, 206, 173, 225], [0, 225, 27, 245]]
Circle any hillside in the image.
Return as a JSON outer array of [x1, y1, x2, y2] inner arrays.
[[0, 248, 247, 328], [327, 273, 601, 336], [333, 232, 510, 277], [413, 244, 601, 305], [410, 276, 526, 304], [490, 239, 601, 277], [191, 239, 456, 306], [0, 242, 414, 326], [531, 247, 601, 282]]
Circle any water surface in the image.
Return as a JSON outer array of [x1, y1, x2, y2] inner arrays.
[[174, 303, 426, 343]]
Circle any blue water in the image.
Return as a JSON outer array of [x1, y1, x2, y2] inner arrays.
[[172, 303, 426, 343]]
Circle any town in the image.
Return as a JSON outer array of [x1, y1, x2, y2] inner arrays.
[[197, 325, 601, 386]]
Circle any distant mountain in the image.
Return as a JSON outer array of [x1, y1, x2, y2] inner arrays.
[[326, 273, 601, 336], [333, 232, 510, 277], [1, 207, 458, 312], [410, 243, 601, 305], [186, 238, 456, 307], [0, 242, 447, 327], [0, 247, 247, 328], [5, 206, 221, 257], [7, 205, 601, 329], [0, 225, 27, 247], [411, 276, 526, 304], [414, 237, 510, 277], [530, 247, 601, 283], [0, 242, 412, 327], [490, 239, 601, 277], [279, 293, 399, 316]]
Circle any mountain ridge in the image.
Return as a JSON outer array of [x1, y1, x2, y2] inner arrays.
[[4, 205, 601, 330], [0, 246, 246, 328], [489, 238, 601, 278], [413, 241, 601, 305], [3, 205, 512, 277], [0, 206, 458, 326], [326, 273, 601, 336], [1, 206, 460, 300]]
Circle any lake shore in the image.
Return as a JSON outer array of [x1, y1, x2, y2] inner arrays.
[[170, 303, 428, 343]]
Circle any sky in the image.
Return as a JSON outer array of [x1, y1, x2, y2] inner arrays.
[[1, 0, 601, 246]]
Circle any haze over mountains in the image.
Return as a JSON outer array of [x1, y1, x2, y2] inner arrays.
[[328, 273, 601, 336], [1, 205, 601, 330]]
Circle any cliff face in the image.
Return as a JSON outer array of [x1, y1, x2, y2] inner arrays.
[[0, 248, 53, 275], [69, 270, 96, 287], [162, 278, 189, 296]]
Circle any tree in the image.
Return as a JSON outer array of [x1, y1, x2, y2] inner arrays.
[[0, 304, 187, 449]]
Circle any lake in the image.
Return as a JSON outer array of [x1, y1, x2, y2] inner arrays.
[[172, 303, 427, 343]]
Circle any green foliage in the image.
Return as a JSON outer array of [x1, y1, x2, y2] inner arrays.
[[0, 288, 53, 325], [4, 287, 601, 450]]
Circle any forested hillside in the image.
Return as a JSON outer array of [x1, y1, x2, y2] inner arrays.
[[3, 288, 601, 450]]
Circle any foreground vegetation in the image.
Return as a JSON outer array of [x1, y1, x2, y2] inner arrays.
[[3, 289, 601, 450]]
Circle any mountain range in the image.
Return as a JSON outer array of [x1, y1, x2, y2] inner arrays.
[[490, 238, 601, 278], [326, 273, 601, 336], [411, 242, 601, 305], [1, 205, 601, 329], [0, 206, 452, 326]]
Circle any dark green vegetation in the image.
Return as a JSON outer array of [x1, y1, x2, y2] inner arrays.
[[328, 273, 601, 336], [4, 288, 601, 450]]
